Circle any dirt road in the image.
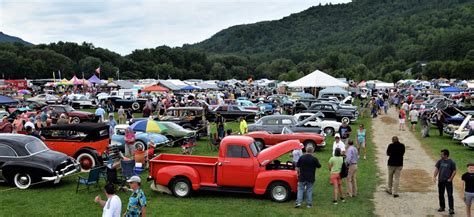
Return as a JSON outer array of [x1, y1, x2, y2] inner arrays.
[[372, 108, 466, 216]]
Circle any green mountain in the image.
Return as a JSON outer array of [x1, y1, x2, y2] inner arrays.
[[0, 32, 33, 45], [189, 0, 474, 80]]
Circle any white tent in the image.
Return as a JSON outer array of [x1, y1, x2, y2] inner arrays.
[[288, 70, 348, 88]]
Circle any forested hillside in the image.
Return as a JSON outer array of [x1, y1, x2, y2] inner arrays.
[[0, 0, 473, 81]]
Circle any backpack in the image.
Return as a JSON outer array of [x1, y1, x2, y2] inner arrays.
[[340, 160, 348, 178]]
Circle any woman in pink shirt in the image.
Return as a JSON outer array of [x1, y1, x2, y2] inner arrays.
[[399, 109, 406, 131], [124, 127, 136, 157]]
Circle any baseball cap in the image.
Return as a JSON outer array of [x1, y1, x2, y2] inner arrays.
[[126, 176, 141, 183], [334, 133, 341, 138]]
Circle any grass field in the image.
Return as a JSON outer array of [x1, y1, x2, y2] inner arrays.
[[0, 115, 377, 217]]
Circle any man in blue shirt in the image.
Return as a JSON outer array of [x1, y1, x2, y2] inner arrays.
[[95, 105, 106, 123], [345, 140, 359, 197], [125, 176, 146, 217]]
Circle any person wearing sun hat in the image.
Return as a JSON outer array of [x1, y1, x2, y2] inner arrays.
[[124, 176, 146, 217], [332, 133, 346, 156]]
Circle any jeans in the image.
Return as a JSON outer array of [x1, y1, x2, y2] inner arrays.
[[296, 181, 314, 206], [217, 126, 225, 139], [438, 181, 454, 210], [388, 166, 403, 194]]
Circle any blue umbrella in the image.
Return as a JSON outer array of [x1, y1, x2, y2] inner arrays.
[[0, 95, 17, 105]]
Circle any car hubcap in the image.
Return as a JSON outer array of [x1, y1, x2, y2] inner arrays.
[[324, 128, 334, 136], [272, 186, 287, 201], [80, 158, 93, 170], [175, 182, 189, 196], [15, 174, 31, 189]]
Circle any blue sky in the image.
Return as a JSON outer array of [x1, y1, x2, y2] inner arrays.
[[0, 0, 350, 55]]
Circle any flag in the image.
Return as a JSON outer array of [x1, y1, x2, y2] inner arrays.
[[95, 67, 101, 74]]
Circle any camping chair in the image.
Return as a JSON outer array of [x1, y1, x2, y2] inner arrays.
[[208, 133, 220, 152], [181, 135, 197, 155], [76, 166, 102, 193], [118, 159, 136, 190]]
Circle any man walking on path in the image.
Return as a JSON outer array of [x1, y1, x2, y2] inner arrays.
[[295, 146, 321, 208], [386, 136, 405, 198], [408, 107, 419, 131], [345, 140, 359, 197], [433, 149, 457, 215], [462, 163, 474, 217]]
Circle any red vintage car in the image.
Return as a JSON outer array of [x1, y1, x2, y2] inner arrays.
[[149, 136, 300, 202], [39, 123, 110, 171], [245, 127, 325, 150]]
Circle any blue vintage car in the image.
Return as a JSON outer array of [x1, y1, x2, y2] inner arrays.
[[111, 124, 170, 152]]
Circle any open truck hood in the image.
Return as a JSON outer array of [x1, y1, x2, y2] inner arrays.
[[257, 140, 301, 166]]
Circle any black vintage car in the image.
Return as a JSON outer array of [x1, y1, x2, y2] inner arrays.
[[108, 97, 151, 112], [303, 102, 358, 123], [0, 135, 80, 189], [209, 105, 258, 121]]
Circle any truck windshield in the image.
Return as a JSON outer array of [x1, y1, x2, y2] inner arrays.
[[249, 142, 259, 156]]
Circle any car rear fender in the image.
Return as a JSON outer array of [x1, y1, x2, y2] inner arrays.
[[155, 165, 201, 190], [2, 162, 52, 181], [253, 170, 298, 195]]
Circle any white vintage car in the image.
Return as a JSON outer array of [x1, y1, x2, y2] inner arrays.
[[453, 115, 473, 141], [462, 135, 474, 149], [294, 112, 342, 136]]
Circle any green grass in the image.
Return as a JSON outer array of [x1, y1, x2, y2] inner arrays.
[[415, 125, 474, 175], [0, 117, 377, 216]]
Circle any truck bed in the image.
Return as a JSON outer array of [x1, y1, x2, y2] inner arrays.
[[150, 154, 219, 186]]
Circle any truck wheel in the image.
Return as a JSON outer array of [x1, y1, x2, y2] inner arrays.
[[268, 181, 290, 202], [132, 102, 140, 111], [13, 172, 32, 189], [171, 178, 192, 198], [76, 152, 97, 171], [323, 127, 335, 136], [254, 139, 265, 150]]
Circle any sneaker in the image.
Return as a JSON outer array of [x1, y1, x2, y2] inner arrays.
[[294, 204, 301, 208], [340, 197, 345, 202], [385, 189, 392, 195], [333, 200, 338, 205], [437, 208, 445, 212], [364, 156, 366, 160], [449, 209, 455, 215], [307, 205, 312, 208], [393, 194, 399, 198]]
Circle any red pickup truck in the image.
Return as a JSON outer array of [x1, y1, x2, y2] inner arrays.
[[148, 136, 300, 202]]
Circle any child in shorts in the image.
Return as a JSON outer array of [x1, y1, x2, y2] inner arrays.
[[462, 163, 474, 217]]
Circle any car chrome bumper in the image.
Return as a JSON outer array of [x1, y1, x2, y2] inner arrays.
[[42, 163, 80, 183]]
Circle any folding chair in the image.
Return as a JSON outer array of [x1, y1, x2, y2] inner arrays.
[[118, 159, 136, 190], [76, 166, 102, 193], [208, 133, 220, 152], [181, 135, 197, 155]]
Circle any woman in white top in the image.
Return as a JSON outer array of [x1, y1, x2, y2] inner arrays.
[[95, 183, 122, 217]]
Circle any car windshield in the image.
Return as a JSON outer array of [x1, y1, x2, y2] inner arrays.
[[249, 142, 260, 156], [63, 105, 75, 112], [25, 139, 49, 155], [282, 127, 294, 134]]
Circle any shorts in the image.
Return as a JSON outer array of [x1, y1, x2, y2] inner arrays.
[[465, 192, 474, 205], [358, 139, 366, 148], [399, 119, 405, 124], [411, 121, 417, 125], [330, 173, 342, 185]]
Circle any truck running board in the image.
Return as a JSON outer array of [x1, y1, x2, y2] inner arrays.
[[199, 186, 254, 194]]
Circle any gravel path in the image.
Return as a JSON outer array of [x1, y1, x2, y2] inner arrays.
[[372, 107, 466, 216]]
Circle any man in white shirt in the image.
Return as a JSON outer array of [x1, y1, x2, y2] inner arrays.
[[332, 133, 346, 156], [409, 108, 420, 131], [95, 183, 121, 217]]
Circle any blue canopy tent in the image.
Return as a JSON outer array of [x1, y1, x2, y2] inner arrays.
[[88, 74, 103, 84], [441, 86, 462, 93], [181, 85, 201, 91], [0, 95, 18, 105]]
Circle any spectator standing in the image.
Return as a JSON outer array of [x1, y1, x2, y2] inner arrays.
[[126, 108, 134, 122], [332, 133, 346, 156], [338, 122, 352, 145], [436, 109, 445, 136], [215, 112, 225, 139], [409, 108, 419, 131], [420, 111, 430, 137], [94, 183, 121, 217], [12, 116, 23, 133], [24, 117, 35, 130], [95, 105, 106, 123], [386, 136, 405, 198], [291, 144, 304, 166], [124, 128, 136, 157], [433, 149, 457, 215], [295, 146, 321, 208], [124, 176, 146, 217], [329, 148, 345, 204], [383, 99, 389, 114], [398, 108, 406, 131], [345, 140, 359, 197], [357, 124, 367, 160], [0, 116, 13, 133], [57, 114, 69, 125], [108, 114, 117, 137], [40, 110, 48, 127], [462, 163, 474, 217], [239, 116, 248, 135], [117, 106, 126, 124]]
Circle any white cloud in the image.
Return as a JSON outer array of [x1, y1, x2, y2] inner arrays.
[[0, 0, 351, 55]]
